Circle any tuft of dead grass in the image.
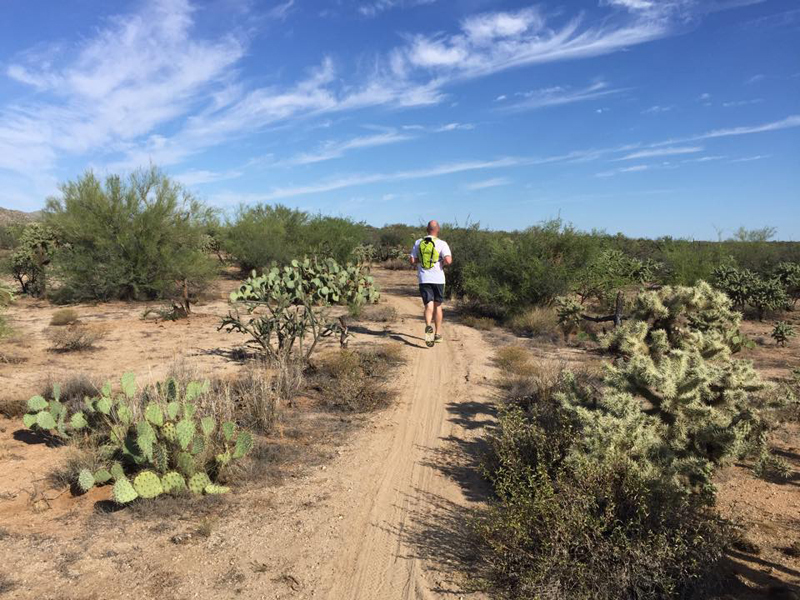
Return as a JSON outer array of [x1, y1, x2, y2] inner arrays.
[[40, 373, 101, 406], [357, 304, 398, 323], [315, 345, 405, 412], [384, 258, 412, 271], [49, 308, 80, 327], [48, 324, 106, 352], [494, 346, 536, 377], [461, 315, 495, 331], [507, 306, 558, 339]]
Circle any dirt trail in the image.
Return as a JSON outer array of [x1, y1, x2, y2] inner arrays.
[[316, 279, 496, 599]]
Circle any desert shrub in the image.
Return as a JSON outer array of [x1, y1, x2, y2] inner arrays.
[[316, 346, 404, 412], [774, 261, 800, 307], [44, 167, 217, 303], [48, 324, 106, 352], [461, 315, 495, 331], [50, 308, 80, 326], [10, 223, 58, 297], [507, 307, 557, 339], [0, 281, 12, 339], [223, 204, 367, 271], [572, 249, 658, 308], [40, 373, 100, 406], [476, 397, 732, 599], [0, 224, 23, 250], [383, 258, 412, 270], [22, 374, 254, 503], [372, 223, 417, 260], [555, 296, 583, 340], [771, 322, 796, 347], [713, 262, 789, 319], [221, 257, 379, 362]]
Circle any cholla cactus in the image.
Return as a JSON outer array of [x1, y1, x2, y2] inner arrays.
[[555, 296, 583, 340], [771, 322, 796, 347], [561, 283, 770, 499]]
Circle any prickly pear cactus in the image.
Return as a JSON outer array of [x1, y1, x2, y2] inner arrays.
[[133, 471, 164, 499], [161, 472, 187, 494], [78, 469, 95, 493], [113, 477, 139, 504], [204, 484, 230, 495], [188, 472, 211, 495]]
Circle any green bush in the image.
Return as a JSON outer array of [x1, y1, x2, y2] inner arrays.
[[10, 223, 58, 297], [774, 262, 800, 307], [223, 204, 367, 271], [50, 308, 80, 326], [44, 167, 217, 302], [772, 322, 796, 347], [0, 281, 12, 339]]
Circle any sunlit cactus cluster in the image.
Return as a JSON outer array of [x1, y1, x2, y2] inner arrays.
[[23, 373, 254, 504]]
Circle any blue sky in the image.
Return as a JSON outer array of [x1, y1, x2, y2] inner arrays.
[[0, 0, 798, 239]]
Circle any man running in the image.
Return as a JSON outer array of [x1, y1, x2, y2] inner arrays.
[[410, 220, 452, 347]]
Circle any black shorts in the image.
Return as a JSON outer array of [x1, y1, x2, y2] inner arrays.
[[419, 283, 445, 304]]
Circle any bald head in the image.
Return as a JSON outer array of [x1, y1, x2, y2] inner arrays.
[[426, 220, 440, 236]]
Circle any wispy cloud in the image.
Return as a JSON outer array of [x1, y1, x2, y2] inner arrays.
[[745, 73, 765, 84], [596, 164, 649, 177], [502, 81, 625, 112], [652, 115, 800, 145], [617, 146, 703, 160], [173, 168, 243, 185], [642, 104, 675, 114], [278, 130, 413, 166], [463, 177, 511, 190], [722, 98, 764, 107], [730, 154, 771, 162], [358, 0, 437, 17]]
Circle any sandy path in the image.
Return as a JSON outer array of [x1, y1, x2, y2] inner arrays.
[[316, 280, 496, 599]]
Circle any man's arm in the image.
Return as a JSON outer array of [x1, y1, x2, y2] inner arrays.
[[442, 242, 453, 266], [409, 241, 418, 265]]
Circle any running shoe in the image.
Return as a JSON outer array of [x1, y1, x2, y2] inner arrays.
[[425, 325, 435, 347]]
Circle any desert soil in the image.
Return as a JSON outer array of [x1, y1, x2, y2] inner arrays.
[[0, 268, 798, 599]]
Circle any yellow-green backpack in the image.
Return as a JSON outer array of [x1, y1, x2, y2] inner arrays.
[[418, 236, 440, 269]]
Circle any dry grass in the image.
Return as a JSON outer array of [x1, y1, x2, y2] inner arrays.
[[316, 345, 405, 412], [355, 305, 398, 323], [461, 315, 495, 331], [0, 397, 26, 418], [49, 308, 80, 326], [507, 306, 558, 339], [384, 258, 412, 271], [494, 345, 536, 377], [48, 324, 106, 352], [40, 373, 101, 406]]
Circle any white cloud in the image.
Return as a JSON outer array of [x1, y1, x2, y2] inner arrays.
[[642, 104, 675, 114], [722, 98, 763, 107], [698, 92, 711, 100], [358, 0, 436, 17], [745, 73, 765, 84], [682, 155, 726, 163], [669, 115, 800, 143], [503, 81, 625, 112], [279, 130, 413, 166], [496, 94, 508, 101], [617, 146, 703, 160], [173, 168, 243, 185], [463, 177, 511, 190], [730, 154, 771, 162], [596, 164, 649, 177], [461, 8, 544, 43]]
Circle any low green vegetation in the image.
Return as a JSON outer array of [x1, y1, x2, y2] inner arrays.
[[23, 374, 253, 503], [475, 282, 794, 598], [771, 321, 796, 347], [221, 256, 379, 362], [0, 281, 12, 339]]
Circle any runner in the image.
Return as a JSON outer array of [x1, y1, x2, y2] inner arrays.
[[409, 220, 453, 348]]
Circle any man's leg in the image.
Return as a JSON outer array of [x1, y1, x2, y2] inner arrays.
[[424, 301, 435, 327], [434, 302, 443, 334]]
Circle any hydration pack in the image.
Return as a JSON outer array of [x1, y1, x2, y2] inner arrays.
[[418, 236, 440, 269]]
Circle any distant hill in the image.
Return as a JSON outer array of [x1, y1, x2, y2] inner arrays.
[[0, 207, 41, 226]]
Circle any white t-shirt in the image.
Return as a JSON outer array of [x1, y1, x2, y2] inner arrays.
[[410, 237, 452, 285]]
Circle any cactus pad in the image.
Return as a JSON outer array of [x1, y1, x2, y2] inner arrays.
[[161, 422, 177, 443], [136, 420, 156, 460], [133, 471, 164, 499], [70, 412, 88, 430], [110, 462, 125, 481], [27, 395, 48, 411], [93, 469, 112, 484], [204, 484, 230, 495], [121, 372, 137, 398], [183, 403, 197, 419], [190, 435, 205, 456], [112, 477, 139, 504], [144, 402, 163, 426], [167, 401, 180, 420], [215, 451, 231, 466], [153, 443, 169, 473], [116, 403, 132, 425], [233, 431, 254, 459], [161, 472, 187, 494], [22, 413, 36, 428], [96, 397, 112, 415], [222, 421, 236, 442], [177, 451, 195, 476], [165, 378, 178, 401], [36, 411, 57, 430], [77, 469, 95, 492], [188, 472, 211, 495], [200, 416, 215, 437], [175, 418, 195, 450]]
